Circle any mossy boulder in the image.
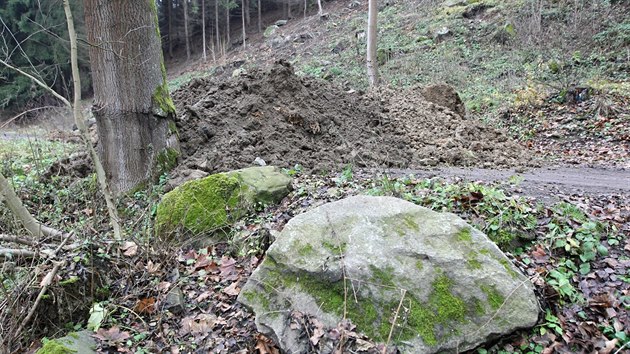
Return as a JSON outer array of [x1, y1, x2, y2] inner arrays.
[[156, 166, 291, 239], [35, 331, 96, 354], [238, 196, 540, 353]]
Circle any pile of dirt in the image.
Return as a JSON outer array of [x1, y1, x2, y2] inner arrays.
[[171, 61, 534, 178]]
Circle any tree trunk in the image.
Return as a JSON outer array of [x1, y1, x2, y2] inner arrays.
[[241, 0, 246, 49], [304, 0, 307, 19], [184, 0, 191, 60], [366, 0, 379, 87], [202, 0, 207, 61], [216, 0, 221, 53], [167, 0, 173, 58], [65, 0, 121, 238], [287, 0, 291, 19], [257, 0, 262, 33], [84, 0, 179, 196], [245, 0, 250, 26], [317, 0, 323, 16], [226, 3, 230, 47]]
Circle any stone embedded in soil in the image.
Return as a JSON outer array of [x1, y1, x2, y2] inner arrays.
[[171, 61, 535, 181], [155, 166, 291, 239], [238, 195, 541, 353]]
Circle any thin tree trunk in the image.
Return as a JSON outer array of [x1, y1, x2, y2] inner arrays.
[[215, 0, 220, 54], [184, 0, 191, 60], [241, 0, 246, 49], [226, 3, 231, 46], [287, 0, 291, 19], [202, 0, 207, 61], [366, 0, 379, 87], [84, 0, 179, 196], [168, 0, 173, 58], [64, 0, 121, 238], [304, 0, 307, 19], [245, 0, 250, 26], [317, 0, 323, 16], [257, 0, 262, 32]]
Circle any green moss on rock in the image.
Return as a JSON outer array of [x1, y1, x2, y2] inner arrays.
[[405, 275, 467, 346], [156, 147, 179, 173], [155, 173, 245, 237], [481, 284, 505, 311], [499, 259, 519, 279], [322, 240, 347, 255], [457, 227, 472, 242], [415, 259, 424, 271], [36, 339, 77, 354]]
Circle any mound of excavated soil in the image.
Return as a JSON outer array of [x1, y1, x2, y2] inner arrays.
[[171, 61, 533, 178]]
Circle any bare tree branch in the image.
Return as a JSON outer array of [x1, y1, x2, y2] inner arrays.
[[0, 106, 59, 130], [14, 260, 65, 339], [0, 59, 71, 107], [0, 170, 66, 240], [0, 235, 37, 247], [0, 248, 37, 259]]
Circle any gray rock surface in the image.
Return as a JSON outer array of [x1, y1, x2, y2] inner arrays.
[[35, 330, 96, 354], [156, 166, 292, 238], [238, 196, 540, 353]]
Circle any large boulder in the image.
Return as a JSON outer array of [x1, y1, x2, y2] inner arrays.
[[156, 166, 291, 238], [238, 196, 540, 353]]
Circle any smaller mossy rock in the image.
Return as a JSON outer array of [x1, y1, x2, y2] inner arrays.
[[156, 166, 291, 238], [264, 25, 279, 38], [36, 331, 96, 354], [231, 165, 292, 205], [238, 196, 540, 353]]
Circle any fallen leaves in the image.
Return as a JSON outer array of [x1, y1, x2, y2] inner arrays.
[[254, 333, 280, 354], [179, 313, 218, 336]]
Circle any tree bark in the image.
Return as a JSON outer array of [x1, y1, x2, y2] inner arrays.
[[65, 0, 121, 238], [366, 0, 379, 87], [84, 0, 179, 196], [304, 0, 307, 19], [257, 0, 262, 33], [216, 0, 221, 54], [167, 0, 173, 58], [287, 0, 291, 19], [226, 2, 231, 46], [241, 0, 246, 49], [245, 0, 250, 26], [202, 0, 207, 61], [317, 0, 323, 16], [184, 0, 191, 60]]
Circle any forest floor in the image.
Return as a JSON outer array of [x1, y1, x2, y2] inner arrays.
[[2, 60, 628, 353], [1, 0, 629, 353]]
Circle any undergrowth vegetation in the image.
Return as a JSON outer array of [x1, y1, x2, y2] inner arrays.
[[293, 0, 630, 115]]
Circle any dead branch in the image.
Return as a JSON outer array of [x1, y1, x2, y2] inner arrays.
[[0, 234, 37, 247], [0, 106, 59, 130], [13, 260, 65, 340], [0, 248, 37, 259], [0, 59, 71, 106], [0, 170, 66, 240]]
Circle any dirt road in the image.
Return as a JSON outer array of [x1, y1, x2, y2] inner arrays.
[[388, 165, 630, 202]]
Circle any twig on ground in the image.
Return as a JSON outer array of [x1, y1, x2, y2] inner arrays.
[[0, 248, 37, 259], [13, 260, 65, 339], [0, 235, 37, 246], [613, 341, 629, 354], [383, 288, 406, 354]]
